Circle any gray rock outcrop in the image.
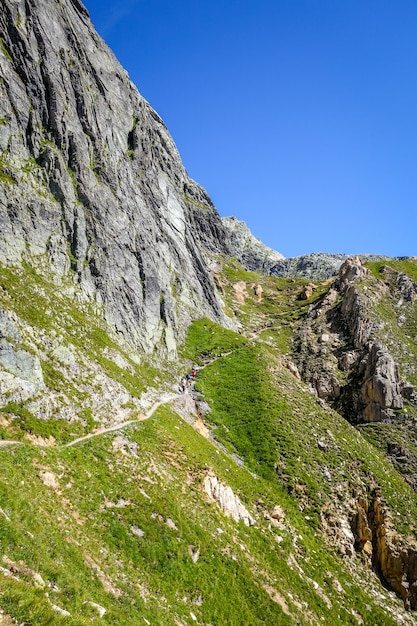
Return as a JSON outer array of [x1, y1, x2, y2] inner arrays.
[[361, 343, 403, 422], [269, 252, 390, 281], [0, 0, 232, 357], [222, 216, 284, 272], [293, 257, 414, 423], [203, 472, 255, 526]]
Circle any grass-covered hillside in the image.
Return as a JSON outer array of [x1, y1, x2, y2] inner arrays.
[[1, 256, 417, 624]]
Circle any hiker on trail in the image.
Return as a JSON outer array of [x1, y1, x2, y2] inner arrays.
[[180, 378, 187, 393], [191, 368, 196, 378]]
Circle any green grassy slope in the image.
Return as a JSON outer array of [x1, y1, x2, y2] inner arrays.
[[0, 256, 417, 624], [0, 261, 162, 444], [0, 404, 411, 625]]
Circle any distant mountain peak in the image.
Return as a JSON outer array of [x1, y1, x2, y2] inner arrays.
[[222, 216, 284, 272]]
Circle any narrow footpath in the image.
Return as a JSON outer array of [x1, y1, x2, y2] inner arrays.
[[64, 393, 178, 448], [0, 351, 234, 451]]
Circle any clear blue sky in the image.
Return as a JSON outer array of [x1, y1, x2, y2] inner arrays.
[[84, 0, 416, 258]]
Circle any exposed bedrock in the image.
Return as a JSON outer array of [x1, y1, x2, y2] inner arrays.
[[0, 0, 233, 356], [293, 257, 415, 423]]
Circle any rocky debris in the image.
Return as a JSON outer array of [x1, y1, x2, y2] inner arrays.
[[83, 552, 122, 598], [188, 545, 200, 563], [0, 338, 45, 403], [211, 271, 225, 294], [85, 602, 106, 618], [364, 492, 417, 611], [264, 505, 286, 529], [39, 470, 60, 490], [0, 305, 146, 427], [222, 216, 284, 273], [317, 439, 328, 452], [381, 266, 417, 304], [352, 498, 373, 558], [253, 283, 263, 302], [0, 308, 22, 343], [203, 472, 255, 526], [284, 360, 301, 380], [340, 285, 374, 349], [24, 433, 56, 447], [165, 517, 178, 531], [299, 283, 316, 300], [263, 585, 291, 615], [172, 392, 200, 426], [51, 605, 71, 617], [0, 613, 19, 625], [111, 435, 139, 457], [336, 256, 369, 287], [396, 272, 417, 303], [2, 556, 46, 588], [324, 489, 417, 610]]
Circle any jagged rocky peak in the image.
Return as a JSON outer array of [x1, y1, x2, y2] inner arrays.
[[0, 0, 232, 356], [269, 251, 390, 281]]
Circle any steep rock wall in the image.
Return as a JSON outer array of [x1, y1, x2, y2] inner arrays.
[[0, 0, 232, 355]]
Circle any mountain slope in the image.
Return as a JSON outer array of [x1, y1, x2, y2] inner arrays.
[[1, 0, 417, 624], [0, 269, 416, 624]]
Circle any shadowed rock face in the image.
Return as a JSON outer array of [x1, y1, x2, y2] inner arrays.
[[0, 0, 232, 355]]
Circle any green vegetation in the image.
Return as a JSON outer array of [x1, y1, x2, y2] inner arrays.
[[366, 258, 417, 283], [364, 259, 417, 391], [183, 193, 210, 210], [1, 401, 84, 443], [127, 115, 138, 159], [0, 156, 17, 185], [0, 255, 417, 623], [0, 36, 13, 62], [0, 261, 158, 442], [0, 405, 407, 625], [184, 317, 417, 537], [216, 257, 330, 352], [182, 317, 248, 363]]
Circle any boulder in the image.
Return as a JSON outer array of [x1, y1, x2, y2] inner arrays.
[[361, 343, 403, 421], [203, 473, 255, 526]]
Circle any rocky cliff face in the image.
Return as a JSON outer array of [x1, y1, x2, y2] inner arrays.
[[0, 0, 232, 356], [221, 216, 284, 272]]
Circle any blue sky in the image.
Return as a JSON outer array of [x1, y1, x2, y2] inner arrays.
[[84, 0, 416, 258]]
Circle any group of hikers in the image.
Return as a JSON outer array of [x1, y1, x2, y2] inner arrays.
[[179, 367, 198, 394]]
